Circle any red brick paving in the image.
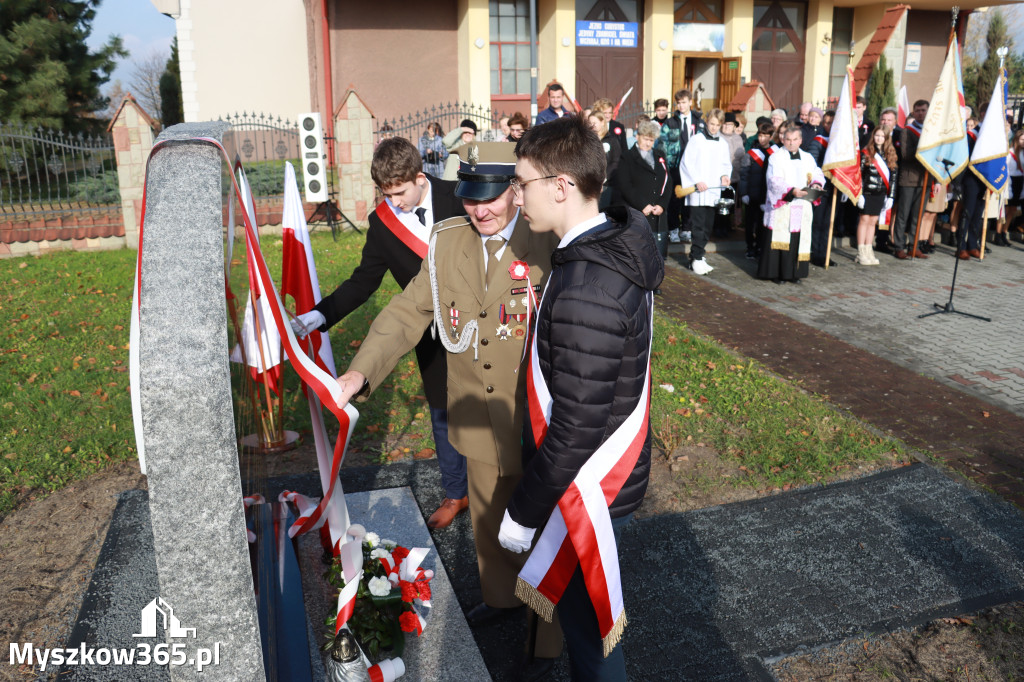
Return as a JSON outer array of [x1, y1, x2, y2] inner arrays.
[[657, 268, 1024, 510]]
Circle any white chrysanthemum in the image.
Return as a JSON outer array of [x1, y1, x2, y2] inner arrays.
[[382, 539, 397, 550], [364, 532, 380, 548], [368, 576, 391, 597], [370, 548, 392, 562]]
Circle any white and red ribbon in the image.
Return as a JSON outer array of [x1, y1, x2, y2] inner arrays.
[[517, 289, 654, 656]]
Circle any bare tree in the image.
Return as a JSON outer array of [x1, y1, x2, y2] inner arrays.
[[128, 49, 170, 121], [100, 80, 129, 120]]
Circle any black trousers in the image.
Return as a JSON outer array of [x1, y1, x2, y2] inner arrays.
[[959, 174, 985, 251], [689, 206, 714, 261], [668, 168, 683, 232], [744, 202, 764, 251]]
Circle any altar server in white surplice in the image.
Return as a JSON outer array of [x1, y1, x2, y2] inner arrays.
[[757, 126, 825, 284], [678, 108, 732, 275]]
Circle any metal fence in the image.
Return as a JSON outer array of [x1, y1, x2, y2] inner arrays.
[[217, 112, 301, 197], [375, 100, 660, 145], [0, 123, 117, 217]]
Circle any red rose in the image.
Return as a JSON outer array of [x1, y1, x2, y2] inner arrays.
[[400, 580, 417, 603], [399, 610, 421, 635]]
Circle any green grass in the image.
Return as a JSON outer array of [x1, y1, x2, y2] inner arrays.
[[649, 316, 908, 492], [0, 228, 908, 517]]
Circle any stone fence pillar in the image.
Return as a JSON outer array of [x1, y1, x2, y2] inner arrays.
[[109, 94, 158, 249], [333, 89, 377, 226]]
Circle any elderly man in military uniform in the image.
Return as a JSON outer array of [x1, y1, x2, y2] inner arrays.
[[334, 142, 562, 674]]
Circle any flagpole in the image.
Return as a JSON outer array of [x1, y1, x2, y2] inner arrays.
[[248, 286, 279, 445], [825, 190, 837, 270], [980, 189, 990, 259]]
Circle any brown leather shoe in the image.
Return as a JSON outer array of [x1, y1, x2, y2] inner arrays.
[[957, 250, 970, 260], [912, 250, 929, 259], [427, 496, 469, 529], [968, 248, 982, 258], [895, 250, 909, 260]]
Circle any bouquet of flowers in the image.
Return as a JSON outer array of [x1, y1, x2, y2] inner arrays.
[[324, 531, 433, 660]]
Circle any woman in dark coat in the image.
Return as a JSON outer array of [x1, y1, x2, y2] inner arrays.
[[615, 120, 672, 258]]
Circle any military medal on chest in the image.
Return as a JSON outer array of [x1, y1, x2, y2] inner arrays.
[[449, 304, 459, 340], [496, 304, 512, 341]]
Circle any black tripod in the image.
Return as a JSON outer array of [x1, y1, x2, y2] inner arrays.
[[307, 135, 360, 238], [919, 187, 991, 322]]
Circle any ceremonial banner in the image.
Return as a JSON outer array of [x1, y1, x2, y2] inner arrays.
[[897, 85, 910, 128], [968, 70, 1010, 193], [822, 66, 862, 202], [917, 37, 969, 183]]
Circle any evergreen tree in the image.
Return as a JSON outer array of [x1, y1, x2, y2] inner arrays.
[[0, 0, 126, 131], [160, 37, 183, 128], [977, 9, 1012, 111], [865, 53, 896, 127]]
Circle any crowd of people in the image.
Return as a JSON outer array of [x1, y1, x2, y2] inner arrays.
[[317, 80, 1021, 681], [409, 82, 1023, 287]]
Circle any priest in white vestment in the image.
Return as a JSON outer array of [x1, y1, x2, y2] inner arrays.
[[757, 126, 825, 283]]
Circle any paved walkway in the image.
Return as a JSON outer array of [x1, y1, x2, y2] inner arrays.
[[658, 236, 1024, 509], [675, 237, 1024, 416]]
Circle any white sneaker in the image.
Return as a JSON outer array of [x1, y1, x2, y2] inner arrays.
[[681, 231, 692, 243], [691, 257, 714, 275], [668, 229, 681, 243]]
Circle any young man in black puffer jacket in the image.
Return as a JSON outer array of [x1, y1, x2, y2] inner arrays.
[[498, 115, 663, 681]]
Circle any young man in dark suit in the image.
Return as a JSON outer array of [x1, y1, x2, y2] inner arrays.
[[657, 88, 704, 243], [291, 137, 470, 529]]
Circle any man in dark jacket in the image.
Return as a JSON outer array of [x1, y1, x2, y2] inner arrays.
[[291, 138, 470, 529], [657, 88, 704, 242], [499, 115, 662, 682], [535, 83, 574, 125]]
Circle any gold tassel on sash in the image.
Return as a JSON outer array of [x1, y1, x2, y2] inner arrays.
[[515, 576, 556, 623], [601, 610, 628, 658]]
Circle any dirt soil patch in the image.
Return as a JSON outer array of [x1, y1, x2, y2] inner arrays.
[[1, 446, 1021, 681]]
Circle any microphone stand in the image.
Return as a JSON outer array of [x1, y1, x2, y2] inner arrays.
[[919, 158, 991, 321]]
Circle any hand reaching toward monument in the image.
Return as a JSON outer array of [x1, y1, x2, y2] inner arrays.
[[290, 310, 326, 339], [335, 370, 368, 408]]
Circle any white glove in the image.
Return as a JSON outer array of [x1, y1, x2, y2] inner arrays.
[[856, 195, 865, 209], [498, 510, 535, 554], [290, 310, 326, 338], [884, 197, 893, 211], [742, 195, 750, 205]]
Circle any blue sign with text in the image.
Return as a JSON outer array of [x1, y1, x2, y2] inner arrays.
[[576, 21, 638, 48]]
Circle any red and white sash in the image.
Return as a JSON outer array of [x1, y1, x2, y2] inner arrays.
[[815, 133, 828, 150], [906, 121, 922, 138], [375, 202, 428, 259], [871, 153, 891, 194], [516, 290, 654, 656], [748, 147, 767, 168], [872, 153, 893, 227]]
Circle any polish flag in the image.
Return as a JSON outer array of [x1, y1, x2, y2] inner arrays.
[[280, 161, 336, 377], [230, 167, 282, 394], [897, 86, 910, 128], [278, 161, 348, 556]]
